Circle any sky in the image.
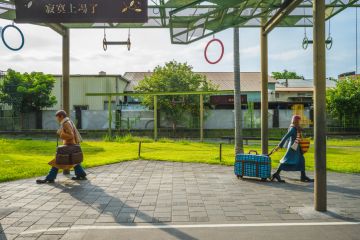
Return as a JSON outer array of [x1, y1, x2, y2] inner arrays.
[[0, 7, 359, 79]]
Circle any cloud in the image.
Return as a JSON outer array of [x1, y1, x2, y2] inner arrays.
[[269, 49, 307, 61], [240, 45, 260, 58]]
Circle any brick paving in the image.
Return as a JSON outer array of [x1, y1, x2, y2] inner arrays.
[[0, 160, 359, 239]]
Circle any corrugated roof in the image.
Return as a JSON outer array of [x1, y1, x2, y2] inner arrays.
[[276, 79, 337, 90], [123, 72, 276, 92], [52, 74, 129, 82]]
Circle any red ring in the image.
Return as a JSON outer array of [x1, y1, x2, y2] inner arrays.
[[204, 38, 224, 64]]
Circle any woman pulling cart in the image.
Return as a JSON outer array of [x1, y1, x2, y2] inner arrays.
[[271, 115, 314, 183]]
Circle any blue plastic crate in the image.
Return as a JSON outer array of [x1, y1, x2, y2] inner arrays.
[[234, 150, 271, 180]]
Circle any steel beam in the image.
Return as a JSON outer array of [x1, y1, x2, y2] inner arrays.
[[86, 90, 234, 97], [313, 0, 327, 212], [108, 95, 112, 138], [153, 95, 158, 141], [263, 0, 303, 35]]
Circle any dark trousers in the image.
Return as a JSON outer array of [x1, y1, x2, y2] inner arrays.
[[46, 164, 86, 181]]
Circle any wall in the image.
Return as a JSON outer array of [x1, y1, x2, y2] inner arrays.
[[204, 109, 274, 129], [48, 76, 128, 111], [276, 91, 313, 102], [80, 110, 154, 130], [42, 110, 76, 130]]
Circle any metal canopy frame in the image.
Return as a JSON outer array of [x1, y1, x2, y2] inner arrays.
[[1, 0, 358, 212], [0, 0, 359, 43]]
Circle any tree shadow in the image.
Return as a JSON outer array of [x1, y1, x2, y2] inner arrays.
[[53, 181, 198, 240]]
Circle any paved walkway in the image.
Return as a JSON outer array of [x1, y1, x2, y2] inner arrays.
[[0, 160, 359, 240]]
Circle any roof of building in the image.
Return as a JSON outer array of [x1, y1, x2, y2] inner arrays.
[[52, 74, 129, 83], [276, 79, 337, 91], [123, 72, 276, 92]]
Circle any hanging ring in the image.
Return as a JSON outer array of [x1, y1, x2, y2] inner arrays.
[[204, 38, 224, 64], [1, 24, 25, 51], [302, 36, 309, 50], [127, 37, 131, 51], [326, 36, 333, 50], [103, 37, 108, 51]]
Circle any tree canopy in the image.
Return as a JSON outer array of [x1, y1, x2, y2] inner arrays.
[[326, 77, 360, 127], [271, 70, 303, 80], [0, 69, 57, 114], [135, 61, 217, 130]]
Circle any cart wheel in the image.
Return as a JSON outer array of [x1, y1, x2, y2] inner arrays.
[[236, 175, 240, 179], [261, 178, 267, 182]]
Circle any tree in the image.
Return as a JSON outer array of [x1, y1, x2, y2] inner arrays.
[[233, 27, 244, 154], [326, 77, 360, 127], [0, 69, 57, 127], [271, 70, 303, 80], [135, 61, 217, 131]]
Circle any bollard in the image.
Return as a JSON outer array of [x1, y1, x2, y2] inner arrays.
[[219, 143, 222, 162], [138, 141, 142, 159]]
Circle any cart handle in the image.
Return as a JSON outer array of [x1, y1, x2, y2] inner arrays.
[[248, 150, 258, 155], [268, 147, 278, 156]]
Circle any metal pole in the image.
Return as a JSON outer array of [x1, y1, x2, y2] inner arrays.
[[138, 141, 142, 159], [62, 28, 70, 176], [62, 28, 70, 116], [261, 23, 269, 155], [108, 95, 112, 138], [356, 7, 358, 74], [233, 27, 244, 154], [313, 0, 327, 212], [154, 95, 158, 141], [200, 94, 204, 142], [219, 143, 222, 162], [115, 77, 120, 130]]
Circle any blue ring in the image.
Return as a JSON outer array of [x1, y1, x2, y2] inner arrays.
[[1, 24, 25, 51]]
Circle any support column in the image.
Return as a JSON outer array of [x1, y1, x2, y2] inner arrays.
[[154, 95, 158, 141], [260, 25, 269, 155], [62, 28, 70, 115], [233, 27, 244, 154], [199, 94, 204, 142], [62, 28, 70, 176], [313, 0, 327, 212]]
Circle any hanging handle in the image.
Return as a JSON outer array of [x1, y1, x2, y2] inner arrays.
[[248, 150, 258, 155]]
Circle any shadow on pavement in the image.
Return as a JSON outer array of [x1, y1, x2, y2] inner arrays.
[[0, 224, 7, 240], [238, 177, 359, 221], [239, 176, 360, 198], [53, 181, 198, 240]]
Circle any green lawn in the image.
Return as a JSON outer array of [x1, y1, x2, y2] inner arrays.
[[0, 137, 359, 182]]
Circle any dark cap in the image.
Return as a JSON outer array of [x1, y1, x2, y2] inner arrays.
[[55, 110, 67, 118]]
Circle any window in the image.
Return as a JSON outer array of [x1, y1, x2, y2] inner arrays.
[[103, 101, 116, 110]]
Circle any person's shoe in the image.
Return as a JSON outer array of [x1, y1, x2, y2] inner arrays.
[[71, 176, 87, 181], [301, 176, 314, 182], [271, 173, 286, 183], [36, 179, 54, 184]]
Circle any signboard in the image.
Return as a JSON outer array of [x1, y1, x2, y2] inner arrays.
[[14, 0, 148, 23], [210, 95, 247, 105]]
